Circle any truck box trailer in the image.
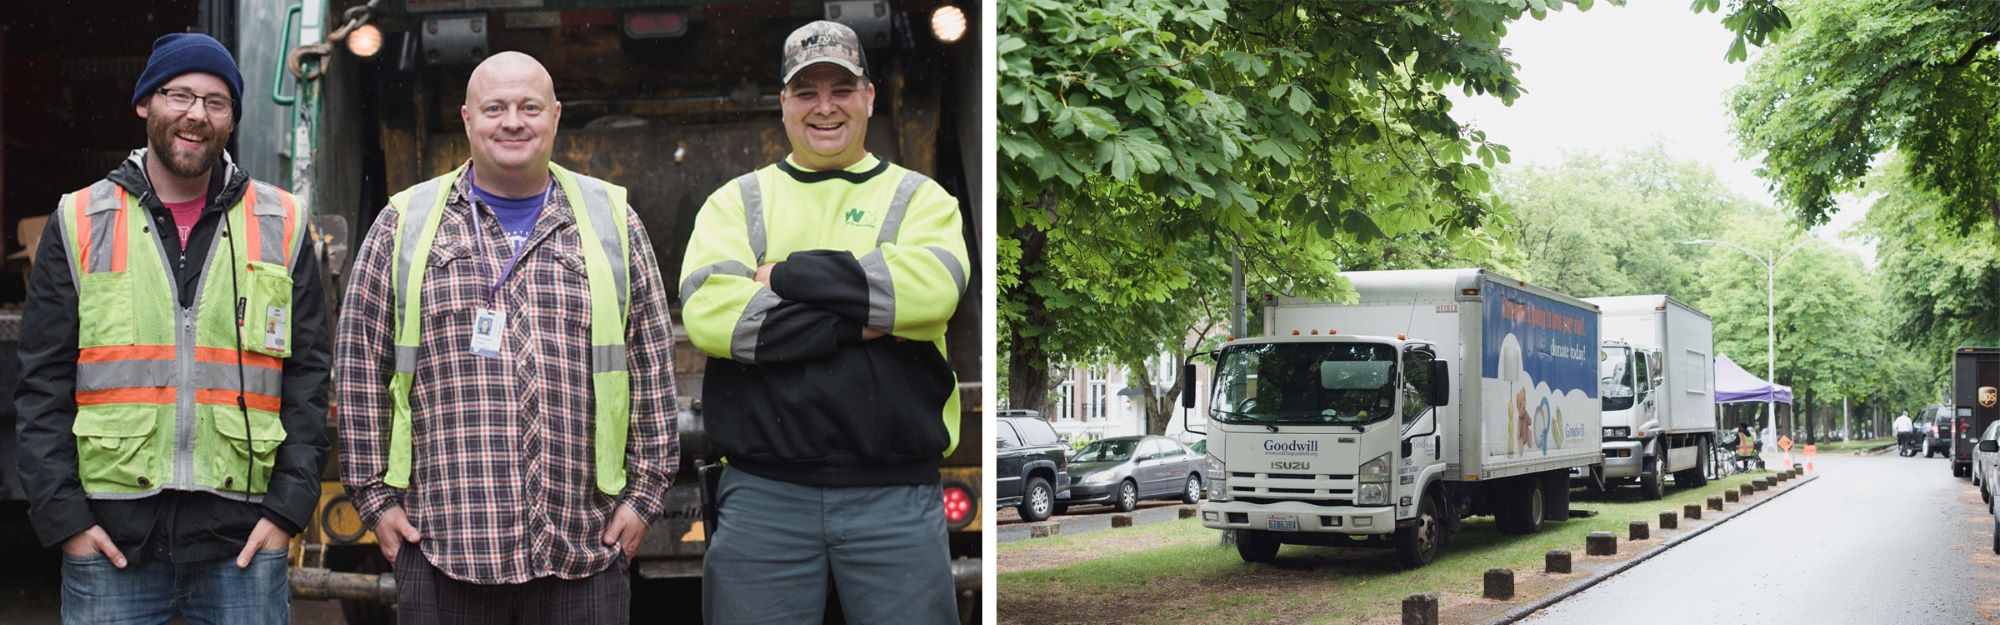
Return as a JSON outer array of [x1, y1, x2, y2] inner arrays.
[[1953, 347, 2000, 478], [1584, 295, 1717, 498], [1188, 268, 1602, 568]]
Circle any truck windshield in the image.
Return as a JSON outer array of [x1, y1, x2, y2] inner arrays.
[[1211, 342, 1397, 425], [1600, 346, 1635, 411]]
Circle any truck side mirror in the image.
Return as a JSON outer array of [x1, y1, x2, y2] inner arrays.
[[1181, 362, 1197, 409], [1427, 361, 1450, 407]]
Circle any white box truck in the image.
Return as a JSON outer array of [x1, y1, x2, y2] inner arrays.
[[1185, 269, 1602, 568], [1583, 296, 1718, 498]]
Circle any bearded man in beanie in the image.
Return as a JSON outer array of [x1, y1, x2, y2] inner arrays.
[[14, 32, 329, 624]]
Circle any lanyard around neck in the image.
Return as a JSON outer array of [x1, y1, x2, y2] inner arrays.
[[466, 170, 554, 305]]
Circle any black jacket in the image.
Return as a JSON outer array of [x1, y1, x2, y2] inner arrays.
[[14, 150, 331, 564]]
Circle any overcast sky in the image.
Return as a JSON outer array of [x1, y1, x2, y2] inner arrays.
[[1449, 1, 1875, 263]]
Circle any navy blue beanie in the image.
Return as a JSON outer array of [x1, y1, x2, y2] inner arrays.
[[131, 33, 244, 120]]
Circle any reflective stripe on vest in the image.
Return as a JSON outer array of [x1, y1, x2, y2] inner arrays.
[[385, 163, 634, 496], [710, 168, 952, 361], [62, 178, 304, 499]]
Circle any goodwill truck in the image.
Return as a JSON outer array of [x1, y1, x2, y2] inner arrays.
[[1583, 295, 1717, 498], [1185, 269, 1602, 568]]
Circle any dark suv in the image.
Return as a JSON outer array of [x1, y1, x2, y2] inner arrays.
[[996, 410, 1070, 522], [1926, 406, 1953, 459]]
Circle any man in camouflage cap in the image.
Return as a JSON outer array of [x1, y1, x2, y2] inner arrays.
[[682, 18, 967, 625]]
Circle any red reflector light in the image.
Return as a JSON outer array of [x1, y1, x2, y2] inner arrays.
[[942, 486, 972, 524], [625, 10, 688, 38]]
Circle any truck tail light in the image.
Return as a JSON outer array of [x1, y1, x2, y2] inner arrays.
[[941, 483, 974, 529]]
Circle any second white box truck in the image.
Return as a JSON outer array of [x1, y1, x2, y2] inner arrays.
[[1583, 296, 1718, 499]]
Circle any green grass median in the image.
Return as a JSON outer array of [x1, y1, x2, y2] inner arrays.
[[1808, 437, 1892, 453], [998, 472, 1768, 625]]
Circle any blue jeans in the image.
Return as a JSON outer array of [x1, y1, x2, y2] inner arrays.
[[61, 549, 290, 625]]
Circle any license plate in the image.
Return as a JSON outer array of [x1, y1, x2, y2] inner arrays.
[[1267, 514, 1298, 532]]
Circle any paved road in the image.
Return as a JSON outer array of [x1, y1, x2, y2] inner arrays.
[[995, 500, 1194, 543], [1521, 452, 1998, 625]]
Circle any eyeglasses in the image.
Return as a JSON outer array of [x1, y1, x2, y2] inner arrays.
[[155, 87, 233, 117]]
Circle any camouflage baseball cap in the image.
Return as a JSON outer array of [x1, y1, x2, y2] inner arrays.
[[782, 20, 868, 84]]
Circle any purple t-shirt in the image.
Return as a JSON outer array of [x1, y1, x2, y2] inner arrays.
[[470, 182, 546, 253]]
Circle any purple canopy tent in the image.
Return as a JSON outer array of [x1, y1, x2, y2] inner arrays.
[[1714, 353, 1792, 404]]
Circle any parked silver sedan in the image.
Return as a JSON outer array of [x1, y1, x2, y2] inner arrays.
[[1054, 435, 1204, 514]]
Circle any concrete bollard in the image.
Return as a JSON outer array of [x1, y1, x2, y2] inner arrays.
[[1546, 550, 1573, 574], [1684, 503, 1702, 520], [1724, 489, 1739, 503], [1179, 506, 1197, 519], [1484, 569, 1515, 600], [1110, 514, 1135, 528], [1740, 483, 1755, 497], [1586, 531, 1618, 556], [1753, 479, 1768, 491], [1629, 520, 1650, 541], [1659, 510, 1678, 530], [1403, 593, 1440, 625], [1029, 522, 1062, 539], [1707, 496, 1724, 511]]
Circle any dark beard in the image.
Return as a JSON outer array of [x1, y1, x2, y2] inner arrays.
[[144, 112, 227, 179]]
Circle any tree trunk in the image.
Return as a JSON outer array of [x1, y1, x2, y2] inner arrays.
[[1125, 357, 1185, 436], [1005, 190, 1058, 418], [1803, 388, 1816, 444]]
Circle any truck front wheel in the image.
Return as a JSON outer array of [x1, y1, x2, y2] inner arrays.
[[1396, 494, 1443, 568], [1638, 458, 1665, 501], [1236, 530, 1280, 563]]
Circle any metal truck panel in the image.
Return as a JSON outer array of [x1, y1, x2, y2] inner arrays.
[[1956, 347, 2000, 452], [1589, 295, 1717, 434]]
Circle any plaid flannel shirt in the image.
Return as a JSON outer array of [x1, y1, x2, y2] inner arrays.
[[336, 169, 678, 584]]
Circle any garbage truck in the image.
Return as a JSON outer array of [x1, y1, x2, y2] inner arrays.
[[1582, 295, 1717, 498], [1186, 268, 1602, 568]]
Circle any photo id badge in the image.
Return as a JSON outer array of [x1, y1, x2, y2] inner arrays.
[[263, 306, 287, 352], [470, 308, 505, 358]]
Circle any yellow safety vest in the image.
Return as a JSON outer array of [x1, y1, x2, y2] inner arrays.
[[59, 178, 305, 499], [382, 163, 636, 496]]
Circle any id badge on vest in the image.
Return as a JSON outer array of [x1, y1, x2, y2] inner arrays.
[[470, 308, 505, 358]]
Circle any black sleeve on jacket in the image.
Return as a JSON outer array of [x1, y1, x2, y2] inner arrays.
[[262, 245, 331, 536], [754, 298, 864, 363], [15, 216, 92, 548], [769, 250, 870, 325]]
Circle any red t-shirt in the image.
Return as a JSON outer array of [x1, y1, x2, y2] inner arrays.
[[162, 195, 205, 247]]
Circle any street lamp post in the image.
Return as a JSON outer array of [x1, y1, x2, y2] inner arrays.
[[1684, 238, 1809, 447]]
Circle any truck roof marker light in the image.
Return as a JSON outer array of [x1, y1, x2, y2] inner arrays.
[[1329, 329, 1337, 335], [1310, 329, 1319, 335], [1462, 289, 1479, 296], [1397, 333, 1406, 340], [1655, 305, 1667, 311], [346, 23, 384, 58], [1291, 330, 1301, 336], [931, 4, 968, 43]]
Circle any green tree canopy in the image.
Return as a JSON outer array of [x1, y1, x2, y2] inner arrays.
[[1722, 0, 2000, 233], [998, 0, 1609, 418]]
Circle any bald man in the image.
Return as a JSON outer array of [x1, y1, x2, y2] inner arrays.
[[336, 51, 679, 623]]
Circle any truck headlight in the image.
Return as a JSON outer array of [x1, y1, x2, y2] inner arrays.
[[1206, 455, 1229, 501], [1357, 483, 1388, 507], [1357, 453, 1391, 506], [1604, 427, 1630, 439]]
